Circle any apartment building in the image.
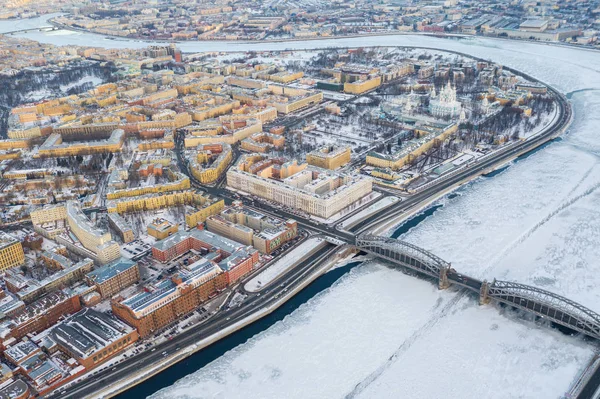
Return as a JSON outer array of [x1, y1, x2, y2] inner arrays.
[[65, 201, 120, 264], [8, 290, 82, 340], [306, 146, 351, 170], [207, 206, 298, 254], [107, 213, 135, 243], [0, 232, 25, 272], [5, 258, 93, 304], [85, 258, 140, 298], [49, 309, 139, 370], [147, 218, 179, 240], [37, 129, 125, 158], [227, 155, 372, 219], [112, 259, 227, 337], [188, 143, 233, 184]]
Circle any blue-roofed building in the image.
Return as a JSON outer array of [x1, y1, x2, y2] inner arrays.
[[112, 256, 227, 337], [85, 258, 140, 298]]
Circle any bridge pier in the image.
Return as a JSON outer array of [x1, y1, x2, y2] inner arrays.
[[479, 280, 491, 305], [438, 266, 450, 290]]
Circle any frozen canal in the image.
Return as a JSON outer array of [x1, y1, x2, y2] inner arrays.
[[7, 16, 600, 399]]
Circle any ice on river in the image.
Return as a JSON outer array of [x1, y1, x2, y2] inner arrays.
[[149, 263, 593, 399]]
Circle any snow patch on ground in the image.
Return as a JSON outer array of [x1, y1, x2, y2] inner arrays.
[[338, 196, 399, 229], [245, 237, 324, 292]]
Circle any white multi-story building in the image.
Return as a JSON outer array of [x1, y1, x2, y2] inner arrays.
[[227, 155, 372, 219]]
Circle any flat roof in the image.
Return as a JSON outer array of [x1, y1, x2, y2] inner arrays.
[[50, 308, 133, 359], [86, 258, 137, 284], [0, 379, 30, 399]]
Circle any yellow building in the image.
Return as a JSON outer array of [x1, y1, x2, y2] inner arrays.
[[189, 143, 233, 184], [0, 139, 30, 150], [0, 151, 21, 161], [37, 129, 125, 158], [106, 170, 190, 200], [306, 146, 351, 170], [371, 168, 402, 181], [30, 203, 67, 225], [147, 218, 179, 240], [344, 76, 382, 94], [7, 126, 42, 139], [0, 232, 25, 272], [366, 123, 458, 170], [65, 201, 121, 264], [222, 106, 278, 124], [267, 84, 323, 114], [184, 196, 225, 227], [107, 191, 194, 214], [184, 119, 263, 147], [240, 132, 285, 153], [227, 155, 372, 219]]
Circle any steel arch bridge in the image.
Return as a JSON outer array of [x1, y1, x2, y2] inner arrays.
[[356, 235, 600, 340], [356, 235, 450, 283], [485, 280, 600, 340]]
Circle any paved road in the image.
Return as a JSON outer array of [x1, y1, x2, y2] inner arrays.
[[44, 242, 336, 399]]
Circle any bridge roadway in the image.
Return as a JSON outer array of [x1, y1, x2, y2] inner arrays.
[[356, 235, 600, 341], [44, 241, 337, 399], [3, 26, 57, 35]]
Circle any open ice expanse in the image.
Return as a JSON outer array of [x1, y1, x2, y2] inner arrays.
[[149, 263, 593, 399]]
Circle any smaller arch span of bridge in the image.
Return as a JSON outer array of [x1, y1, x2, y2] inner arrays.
[[356, 235, 451, 288], [356, 234, 600, 340], [482, 280, 600, 340]]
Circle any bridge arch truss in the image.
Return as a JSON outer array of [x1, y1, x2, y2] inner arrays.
[[488, 280, 600, 340], [356, 235, 449, 280]]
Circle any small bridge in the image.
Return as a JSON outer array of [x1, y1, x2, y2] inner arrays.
[[3, 26, 57, 35], [357, 234, 600, 340]]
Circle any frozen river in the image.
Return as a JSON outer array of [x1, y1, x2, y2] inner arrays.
[[6, 16, 600, 399]]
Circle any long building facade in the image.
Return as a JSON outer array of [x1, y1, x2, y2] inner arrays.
[[227, 155, 372, 219], [112, 260, 227, 337]]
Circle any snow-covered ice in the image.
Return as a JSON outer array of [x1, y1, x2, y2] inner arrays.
[[353, 293, 592, 399], [149, 263, 593, 399]]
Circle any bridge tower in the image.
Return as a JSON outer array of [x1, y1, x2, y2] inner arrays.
[[438, 266, 450, 290], [479, 279, 491, 305]]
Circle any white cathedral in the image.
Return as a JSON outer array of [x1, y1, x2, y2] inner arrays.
[[428, 81, 462, 119]]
